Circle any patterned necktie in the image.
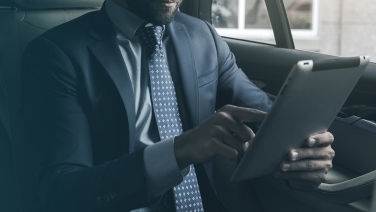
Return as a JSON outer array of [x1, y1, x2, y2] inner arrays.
[[138, 25, 204, 212]]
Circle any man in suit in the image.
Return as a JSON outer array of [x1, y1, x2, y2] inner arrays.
[[21, 0, 335, 211]]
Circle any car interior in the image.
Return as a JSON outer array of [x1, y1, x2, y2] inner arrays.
[[0, 0, 375, 211], [0, 0, 103, 211]]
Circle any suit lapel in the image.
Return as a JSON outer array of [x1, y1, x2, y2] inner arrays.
[[167, 20, 199, 128], [168, 19, 221, 205], [86, 10, 199, 151], [88, 9, 136, 152]]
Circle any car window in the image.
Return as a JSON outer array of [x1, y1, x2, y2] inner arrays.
[[284, 0, 376, 62], [212, 0, 276, 45]]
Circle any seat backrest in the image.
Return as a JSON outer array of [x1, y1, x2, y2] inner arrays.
[[0, 119, 20, 211], [0, 0, 104, 211]]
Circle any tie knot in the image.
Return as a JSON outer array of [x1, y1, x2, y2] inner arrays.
[[137, 25, 164, 55]]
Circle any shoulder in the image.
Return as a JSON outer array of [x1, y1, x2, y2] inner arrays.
[[173, 12, 209, 27], [172, 12, 216, 34], [24, 9, 108, 62], [27, 10, 105, 55], [40, 11, 97, 42], [171, 12, 229, 55], [171, 12, 221, 44]]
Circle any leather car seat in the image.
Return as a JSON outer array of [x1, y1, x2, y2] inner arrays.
[[0, 0, 103, 211]]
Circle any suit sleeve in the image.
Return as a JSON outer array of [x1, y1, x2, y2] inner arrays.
[[21, 37, 150, 212], [204, 22, 273, 112]]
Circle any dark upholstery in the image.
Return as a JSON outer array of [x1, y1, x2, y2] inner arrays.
[[0, 0, 104, 8], [0, 0, 14, 6], [0, 1, 103, 211]]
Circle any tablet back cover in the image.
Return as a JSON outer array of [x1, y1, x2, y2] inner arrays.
[[231, 56, 369, 182]]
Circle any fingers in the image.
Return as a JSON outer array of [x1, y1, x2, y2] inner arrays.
[[210, 105, 264, 160], [217, 105, 267, 123], [176, 105, 265, 166], [215, 111, 255, 141], [214, 125, 249, 153], [280, 160, 333, 173], [306, 132, 334, 147], [215, 105, 264, 142], [213, 139, 240, 160], [288, 146, 335, 161], [272, 133, 335, 188]]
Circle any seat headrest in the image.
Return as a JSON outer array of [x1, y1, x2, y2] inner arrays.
[[0, 0, 104, 9], [0, 0, 14, 6]]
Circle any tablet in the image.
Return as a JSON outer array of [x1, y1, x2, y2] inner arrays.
[[231, 56, 370, 182]]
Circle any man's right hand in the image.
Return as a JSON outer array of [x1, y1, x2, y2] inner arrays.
[[174, 105, 267, 169]]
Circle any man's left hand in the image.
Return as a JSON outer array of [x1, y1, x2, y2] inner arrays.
[[273, 132, 335, 191]]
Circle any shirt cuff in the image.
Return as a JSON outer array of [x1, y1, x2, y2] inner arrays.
[[143, 137, 184, 199]]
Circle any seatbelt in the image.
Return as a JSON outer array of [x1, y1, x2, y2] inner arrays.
[[0, 7, 23, 212]]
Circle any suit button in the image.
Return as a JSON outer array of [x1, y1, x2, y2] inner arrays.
[[109, 191, 117, 200], [96, 196, 103, 205]]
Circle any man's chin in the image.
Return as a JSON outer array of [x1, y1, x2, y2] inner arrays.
[[145, 0, 181, 25], [148, 9, 178, 25], [126, 0, 180, 25], [151, 16, 175, 25]]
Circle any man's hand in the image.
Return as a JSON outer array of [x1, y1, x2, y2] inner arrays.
[[174, 105, 267, 169], [274, 132, 335, 191]]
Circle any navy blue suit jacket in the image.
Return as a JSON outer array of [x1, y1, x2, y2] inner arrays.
[[21, 5, 272, 212]]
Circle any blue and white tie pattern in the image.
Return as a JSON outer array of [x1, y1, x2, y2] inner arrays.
[[138, 25, 204, 212]]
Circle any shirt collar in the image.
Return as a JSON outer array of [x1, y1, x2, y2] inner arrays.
[[106, 0, 146, 40]]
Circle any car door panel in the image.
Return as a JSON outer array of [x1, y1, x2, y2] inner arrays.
[[225, 38, 376, 106], [224, 37, 376, 211]]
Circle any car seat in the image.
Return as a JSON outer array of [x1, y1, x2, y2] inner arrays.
[[0, 0, 104, 211]]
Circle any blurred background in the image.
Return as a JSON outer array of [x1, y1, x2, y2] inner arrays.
[[212, 0, 376, 62]]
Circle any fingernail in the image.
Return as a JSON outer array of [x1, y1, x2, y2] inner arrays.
[[308, 138, 316, 146], [245, 142, 249, 150], [282, 163, 290, 171], [291, 151, 298, 161]]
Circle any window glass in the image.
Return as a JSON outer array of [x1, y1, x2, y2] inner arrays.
[[245, 0, 272, 29], [212, 0, 276, 44], [284, 0, 313, 30], [285, 0, 376, 62], [212, 0, 238, 28]]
